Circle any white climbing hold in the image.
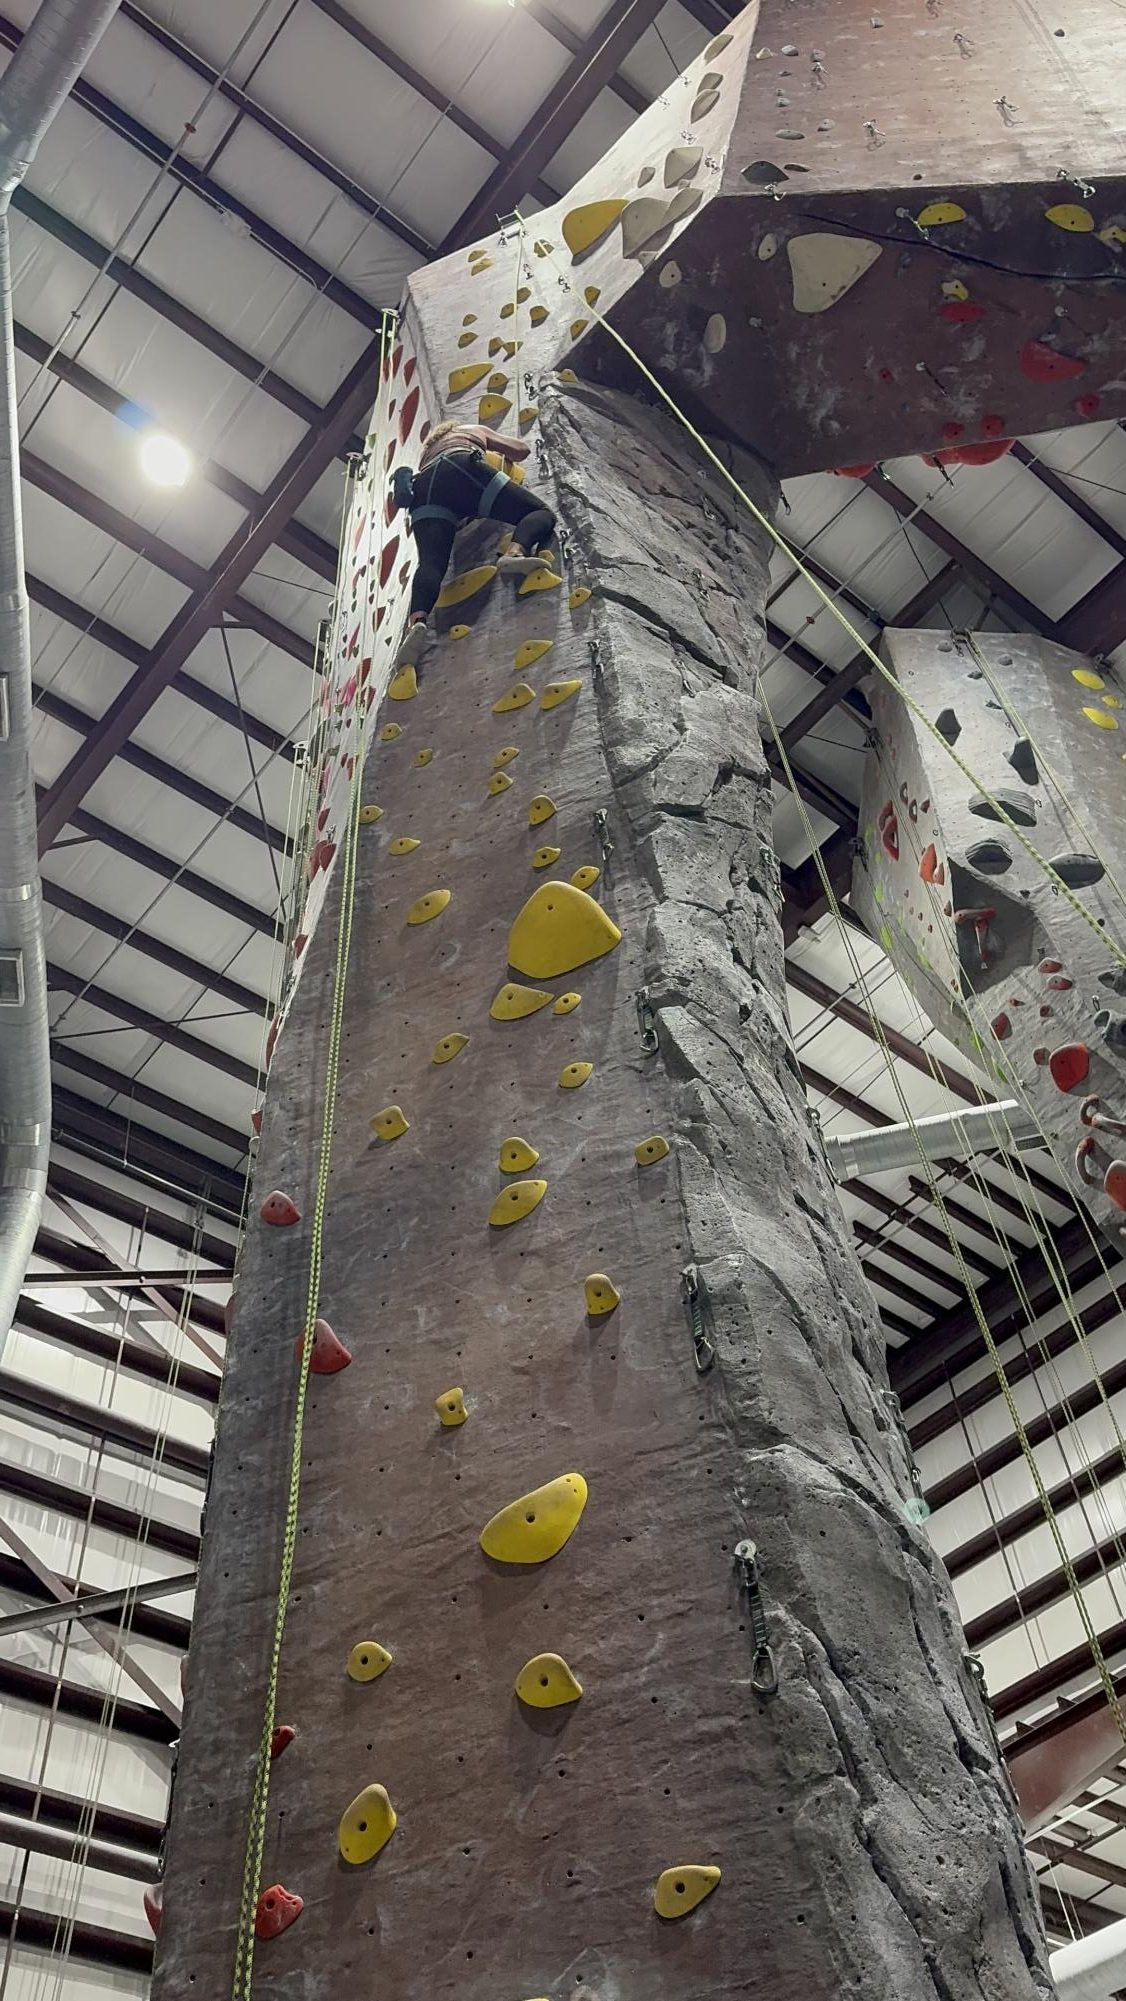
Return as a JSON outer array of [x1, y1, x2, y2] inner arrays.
[[703, 313, 727, 354], [787, 232, 882, 312]]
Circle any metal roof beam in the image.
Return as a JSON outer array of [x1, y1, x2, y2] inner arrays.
[[44, 799, 277, 936], [37, 336, 381, 850], [777, 565, 957, 755], [964, 1524, 1126, 1651], [42, 880, 271, 1015], [50, 1082, 247, 1211], [45, 1161, 236, 1268], [0, 1460, 199, 1564], [0, 1897, 154, 1972], [0, 1773, 163, 1855], [14, 1292, 219, 1405], [48, 961, 262, 1089], [840, 1172, 996, 1280], [785, 957, 985, 1104], [1031, 1834, 1126, 1894], [14, 321, 340, 580], [1057, 558, 1126, 658], [522, 0, 648, 114], [443, 0, 670, 251], [52, 1043, 253, 1160], [31, 1224, 228, 1331], [864, 469, 1054, 636], [0, 1659, 174, 1747], [0, 1810, 156, 1884], [0, 1367, 209, 1479]]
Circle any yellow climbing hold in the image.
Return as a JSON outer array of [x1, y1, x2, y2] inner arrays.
[[515, 1653, 583, 1709], [488, 771, 514, 796], [941, 279, 969, 301], [571, 865, 599, 891], [493, 682, 536, 714], [528, 794, 557, 826], [479, 1472, 588, 1563], [1104, 693, 1122, 709], [533, 238, 552, 257], [1099, 224, 1126, 245], [563, 199, 629, 259], [494, 744, 520, 768], [570, 318, 589, 340], [553, 992, 581, 1015], [488, 1178, 547, 1228], [388, 836, 420, 855], [533, 845, 562, 870], [407, 889, 450, 924], [413, 748, 434, 768], [515, 638, 553, 671], [436, 564, 497, 609], [520, 410, 538, 435], [358, 804, 384, 824], [1083, 706, 1119, 730], [556, 369, 578, 385], [569, 586, 592, 608], [346, 1641, 392, 1683], [1045, 202, 1095, 232], [370, 1105, 409, 1142], [488, 337, 504, 356], [462, 312, 477, 325], [478, 394, 512, 424], [508, 881, 622, 979], [436, 1386, 467, 1428], [584, 1273, 620, 1315], [380, 722, 402, 743], [635, 1134, 670, 1166], [448, 361, 491, 397], [560, 1061, 593, 1089], [654, 1865, 721, 1920], [338, 1784, 397, 1865], [432, 1032, 469, 1064], [449, 623, 471, 640], [584, 285, 601, 306], [490, 982, 555, 1020], [487, 371, 509, 393], [499, 1136, 540, 1173], [470, 258, 492, 274], [387, 664, 417, 700], [519, 568, 563, 595], [457, 331, 477, 349], [916, 201, 966, 227], [467, 247, 487, 263], [541, 678, 581, 711], [529, 305, 549, 328], [1073, 667, 1105, 690]]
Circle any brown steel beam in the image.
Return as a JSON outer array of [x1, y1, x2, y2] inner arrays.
[[865, 470, 1053, 636], [786, 957, 984, 1104], [42, 881, 270, 1016], [0, 1366, 209, 1479], [841, 1173, 996, 1279], [944, 1439, 1126, 1581], [23, 451, 315, 668], [48, 962, 261, 1090], [895, 1223, 1123, 1408], [443, 0, 669, 250], [14, 1294, 219, 1405], [0, 1461, 199, 1563], [998, 1643, 1126, 1732], [0, 1810, 155, 1884], [14, 321, 340, 581], [964, 1528, 1126, 1653], [1057, 559, 1126, 658], [45, 1162, 235, 1270], [0, 1774, 163, 1855], [778, 565, 957, 754], [0, 1656, 177, 1744], [1011, 443, 1126, 566], [50, 1085, 246, 1214], [32, 1224, 228, 1332], [37, 337, 380, 851], [44, 799, 276, 937], [0, 1895, 155, 1972], [52, 1044, 251, 1161], [1032, 1833, 1126, 1893], [1039, 1882, 1122, 1940], [782, 829, 856, 943]]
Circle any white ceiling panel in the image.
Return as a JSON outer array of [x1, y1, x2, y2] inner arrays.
[[618, 2, 706, 98], [21, 480, 190, 641], [340, 0, 572, 150], [544, 86, 633, 195]]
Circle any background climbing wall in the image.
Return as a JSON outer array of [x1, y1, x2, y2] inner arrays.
[[156, 379, 1052, 1999], [852, 629, 1126, 1248]]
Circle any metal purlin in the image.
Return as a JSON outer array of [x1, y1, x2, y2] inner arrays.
[[513, 222, 1126, 1743], [229, 311, 395, 2001]]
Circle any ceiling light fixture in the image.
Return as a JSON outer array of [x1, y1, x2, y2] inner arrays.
[[139, 429, 192, 488]]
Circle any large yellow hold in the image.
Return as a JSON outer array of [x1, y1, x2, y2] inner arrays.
[[338, 1784, 397, 1865], [480, 1472, 588, 1563], [515, 1652, 583, 1709], [563, 199, 628, 258], [488, 1178, 547, 1227], [654, 1864, 721, 1920], [436, 564, 496, 609], [508, 881, 621, 979], [493, 682, 536, 714], [407, 889, 450, 925], [448, 361, 491, 397]]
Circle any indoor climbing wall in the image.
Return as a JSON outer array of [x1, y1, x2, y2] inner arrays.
[[852, 629, 1126, 1242], [156, 365, 1050, 1995]]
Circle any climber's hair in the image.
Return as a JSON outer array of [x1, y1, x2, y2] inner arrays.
[[425, 419, 461, 448]]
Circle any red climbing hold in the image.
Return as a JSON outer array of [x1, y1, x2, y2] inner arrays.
[[419, 419, 430, 444], [1038, 959, 1063, 975], [991, 1011, 1011, 1040], [399, 385, 420, 443], [1105, 1162, 1126, 1212], [1076, 1134, 1099, 1184], [1073, 392, 1101, 419], [833, 462, 876, 478], [260, 1191, 301, 1227], [941, 300, 985, 323], [250, 1107, 263, 1136], [953, 439, 1014, 466], [265, 1021, 279, 1070], [308, 839, 336, 881], [919, 842, 939, 883], [981, 413, 1006, 438], [271, 1724, 296, 1760], [1048, 1043, 1090, 1094], [404, 355, 417, 385], [316, 806, 330, 833], [379, 534, 400, 588], [881, 815, 899, 861], [143, 1885, 163, 1937], [384, 437, 395, 471], [296, 1316, 352, 1375], [1020, 339, 1086, 384], [1046, 974, 1073, 991], [878, 800, 894, 828], [256, 1885, 303, 1940], [1033, 1047, 1049, 1066], [1039, 1006, 1054, 1019], [293, 934, 308, 959], [941, 422, 964, 443]]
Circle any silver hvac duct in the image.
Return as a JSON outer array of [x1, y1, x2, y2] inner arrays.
[[823, 1099, 1045, 1183], [1051, 1918, 1126, 2001], [0, 0, 121, 1337]]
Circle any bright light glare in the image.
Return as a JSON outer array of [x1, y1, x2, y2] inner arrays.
[[139, 430, 192, 488]]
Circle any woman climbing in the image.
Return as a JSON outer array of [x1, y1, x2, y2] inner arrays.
[[391, 418, 557, 670]]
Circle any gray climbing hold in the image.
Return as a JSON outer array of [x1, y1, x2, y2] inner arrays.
[[1007, 737, 1039, 785], [935, 707, 961, 744], [1094, 1008, 1126, 1051], [966, 838, 1013, 876], [743, 160, 789, 184], [968, 789, 1037, 828], [1048, 851, 1106, 890], [1099, 968, 1126, 996]]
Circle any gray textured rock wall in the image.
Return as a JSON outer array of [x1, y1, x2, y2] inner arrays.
[[155, 381, 1051, 2001]]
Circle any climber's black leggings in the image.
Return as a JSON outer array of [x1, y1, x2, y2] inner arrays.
[[408, 449, 555, 618]]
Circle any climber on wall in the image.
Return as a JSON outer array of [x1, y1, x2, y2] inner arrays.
[[391, 418, 557, 670]]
